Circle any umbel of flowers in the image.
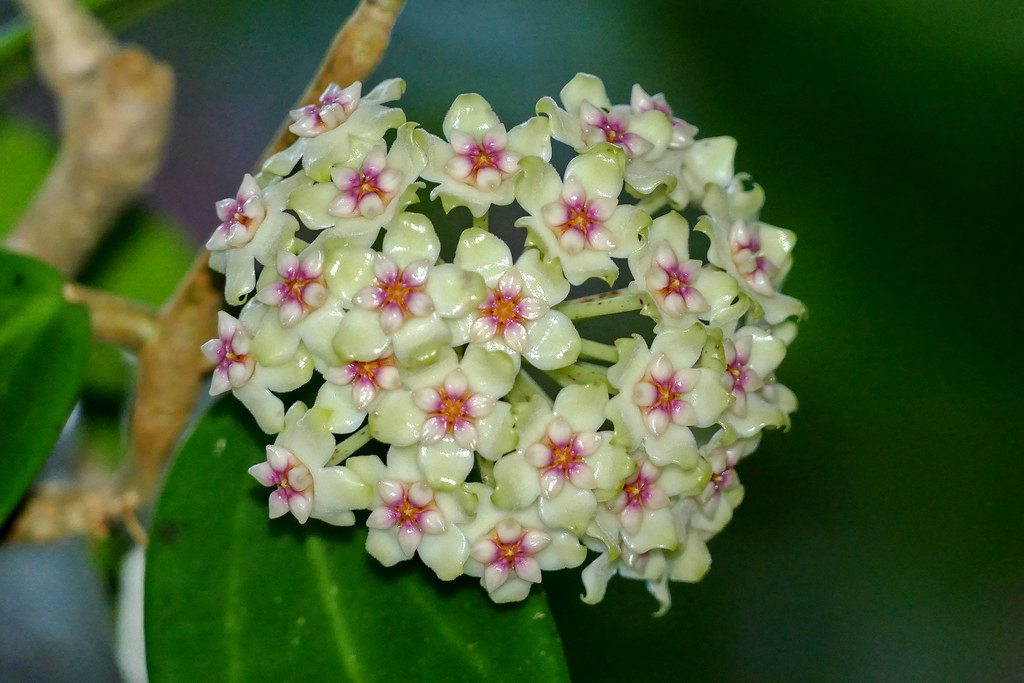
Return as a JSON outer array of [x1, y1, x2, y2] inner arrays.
[[203, 74, 803, 612]]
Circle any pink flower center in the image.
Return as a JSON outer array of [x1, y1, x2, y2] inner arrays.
[[479, 289, 525, 334], [620, 463, 661, 511], [596, 115, 628, 144], [490, 531, 532, 570], [429, 388, 473, 435], [644, 372, 685, 419], [387, 488, 436, 532], [378, 269, 424, 317], [558, 200, 603, 242], [658, 263, 695, 299], [346, 355, 395, 388], [543, 435, 586, 479]]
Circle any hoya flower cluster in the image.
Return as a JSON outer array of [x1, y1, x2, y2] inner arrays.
[[203, 74, 803, 611]]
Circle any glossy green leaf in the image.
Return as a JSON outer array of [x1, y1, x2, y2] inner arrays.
[[146, 399, 570, 683], [0, 250, 90, 525]]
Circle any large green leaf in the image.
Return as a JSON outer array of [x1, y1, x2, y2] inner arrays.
[[146, 399, 570, 683], [0, 250, 90, 525]]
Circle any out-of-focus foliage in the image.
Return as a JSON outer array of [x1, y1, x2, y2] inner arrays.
[[0, 251, 89, 525]]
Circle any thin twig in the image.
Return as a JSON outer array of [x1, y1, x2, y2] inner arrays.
[[5, 481, 147, 545], [124, 0, 408, 500], [63, 282, 158, 351]]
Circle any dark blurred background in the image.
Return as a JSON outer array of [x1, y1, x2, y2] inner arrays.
[[2, 0, 1022, 679]]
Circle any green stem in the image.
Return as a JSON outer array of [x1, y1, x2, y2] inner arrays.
[[554, 289, 646, 321], [473, 212, 489, 232], [506, 369, 552, 406], [545, 362, 608, 388], [579, 339, 618, 364], [327, 425, 372, 465]]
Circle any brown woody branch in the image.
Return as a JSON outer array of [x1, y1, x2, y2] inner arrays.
[[8, 0, 408, 543], [6, 0, 173, 277]]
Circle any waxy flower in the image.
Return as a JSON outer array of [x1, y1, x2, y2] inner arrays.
[[516, 144, 649, 285], [256, 250, 329, 327], [715, 324, 797, 438], [249, 444, 315, 523], [350, 446, 470, 580], [263, 78, 407, 182], [327, 212, 484, 367], [206, 173, 305, 305], [454, 228, 579, 369], [462, 488, 586, 603], [700, 182, 804, 324], [315, 347, 401, 435], [201, 311, 255, 395], [369, 347, 516, 489], [589, 456, 705, 560], [288, 81, 362, 137], [606, 326, 732, 468], [492, 384, 632, 533], [628, 211, 746, 332], [630, 84, 698, 151], [205, 174, 266, 250], [422, 94, 551, 217], [203, 306, 314, 434], [692, 432, 754, 530], [248, 404, 373, 526], [287, 122, 428, 247], [537, 73, 674, 194]]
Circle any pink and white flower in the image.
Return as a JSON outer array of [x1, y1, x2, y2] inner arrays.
[[608, 460, 671, 536], [471, 268, 548, 353], [324, 353, 401, 412], [628, 212, 745, 332], [201, 311, 255, 395], [329, 145, 404, 219], [412, 368, 495, 451], [349, 447, 471, 580], [606, 326, 732, 467], [461, 489, 586, 603], [700, 182, 804, 324], [353, 254, 433, 334], [721, 334, 764, 416], [255, 249, 329, 327], [249, 444, 315, 523], [716, 325, 796, 438], [515, 145, 649, 285], [578, 100, 653, 159], [455, 229, 579, 369], [470, 519, 551, 592], [422, 94, 551, 217], [369, 347, 516, 488], [630, 83, 698, 151], [288, 81, 362, 138], [491, 385, 632, 534], [367, 480, 447, 557], [206, 174, 266, 250]]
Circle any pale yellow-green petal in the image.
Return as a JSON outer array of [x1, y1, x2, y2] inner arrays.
[[454, 228, 513, 286]]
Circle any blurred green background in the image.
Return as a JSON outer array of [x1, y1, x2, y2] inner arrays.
[[4, 0, 1023, 679]]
